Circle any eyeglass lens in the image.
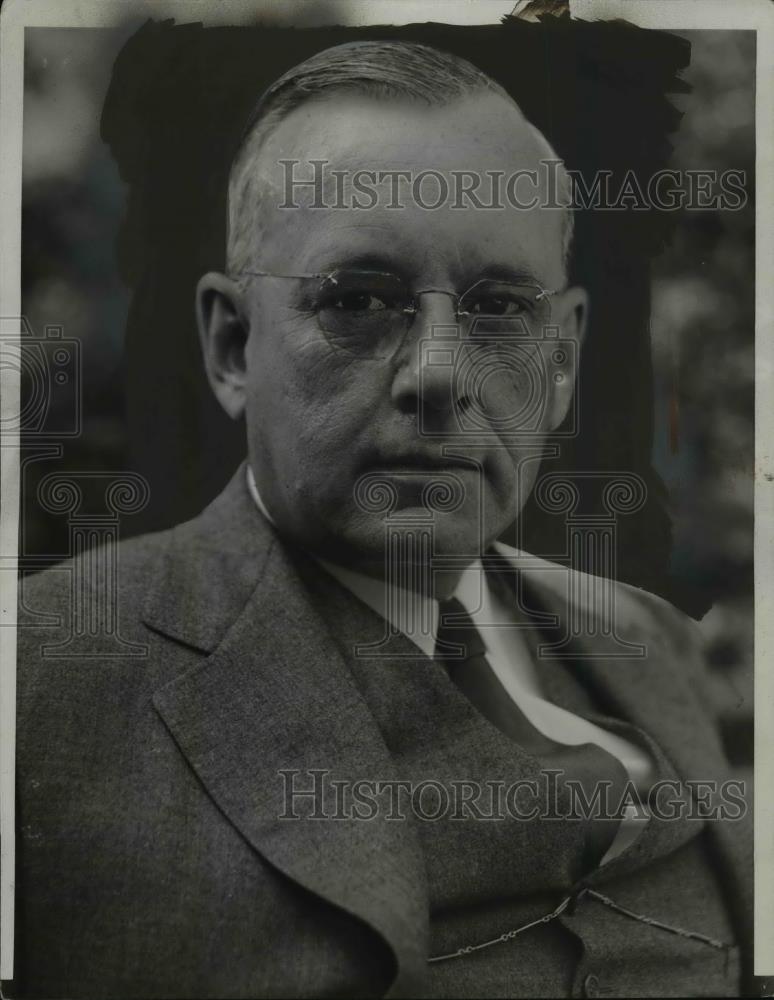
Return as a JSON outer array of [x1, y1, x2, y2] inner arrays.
[[312, 270, 552, 359]]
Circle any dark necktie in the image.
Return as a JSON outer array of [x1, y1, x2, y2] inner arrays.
[[435, 597, 630, 869]]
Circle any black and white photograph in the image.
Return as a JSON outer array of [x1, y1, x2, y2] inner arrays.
[[1, 0, 771, 996]]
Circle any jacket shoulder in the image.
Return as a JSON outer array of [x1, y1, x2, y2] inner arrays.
[[504, 541, 708, 666], [615, 574, 704, 651], [18, 526, 176, 626]]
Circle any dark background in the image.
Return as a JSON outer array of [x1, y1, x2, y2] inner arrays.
[[19, 16, 754, 762]]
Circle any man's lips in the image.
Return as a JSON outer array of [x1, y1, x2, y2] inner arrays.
[[365, 454, 475, 474]]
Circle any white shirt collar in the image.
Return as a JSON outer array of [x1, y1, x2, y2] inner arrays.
[[317, 556, 440, 659], [246, 464, 275, 526], [244, 465, 654, 826], [246, 464, 495, 659]]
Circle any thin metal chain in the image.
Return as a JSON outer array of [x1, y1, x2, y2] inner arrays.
[[427, 887, 732, 963], [428, 894, 575, 963], [584, 889, 729, 950]]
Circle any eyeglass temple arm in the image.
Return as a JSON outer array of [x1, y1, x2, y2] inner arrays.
[[401, 284, 559, 316]]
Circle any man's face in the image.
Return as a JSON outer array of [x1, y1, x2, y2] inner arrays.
[[202, 90, 586, 572]]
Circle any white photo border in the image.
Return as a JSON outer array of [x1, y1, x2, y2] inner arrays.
[[0, 0, 770, 982]]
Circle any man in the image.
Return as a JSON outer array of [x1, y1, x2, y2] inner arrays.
[[15, 41, 751, 998]]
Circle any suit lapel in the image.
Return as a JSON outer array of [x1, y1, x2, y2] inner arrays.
[[145, 466, 428, 996], [141, 478, 751, 990], [494, 545, 730, 783], [513, 550, 753, 969]]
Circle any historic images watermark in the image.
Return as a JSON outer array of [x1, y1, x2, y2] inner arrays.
[[278, 768, 748, 823], [3, 317, 151, 657], [346, 302, 649, 660], [277, 159, 748, 212]]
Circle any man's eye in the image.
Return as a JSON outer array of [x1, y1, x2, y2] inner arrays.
[[467, 295, 529, 317], [328, 291, 391, 313]]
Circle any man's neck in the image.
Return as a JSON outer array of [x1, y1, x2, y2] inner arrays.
[[246, 463, 475, 599]]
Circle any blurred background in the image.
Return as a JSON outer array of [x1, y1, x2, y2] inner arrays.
[[648, 31, 755, 765], [18, 22, 754, 764]]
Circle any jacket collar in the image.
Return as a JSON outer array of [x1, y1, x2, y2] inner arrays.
[[146, 465, 428, 996], [503, 544, 752, 968], [494, 542, 732, 787], [144, 467, 750, 990], [142, 463, 273, 653]]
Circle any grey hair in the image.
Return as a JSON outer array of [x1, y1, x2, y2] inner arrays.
[[226, 40, 574, 279]]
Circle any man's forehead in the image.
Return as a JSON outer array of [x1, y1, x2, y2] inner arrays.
[[257, 90, 551, 190], [263, 212, 560, 287], [246, 91, 566, 281]]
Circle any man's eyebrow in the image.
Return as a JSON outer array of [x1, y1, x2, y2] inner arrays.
[[312, 251, 410, 278], [471, 262, 544, 285], [306, 251, 545, 285]]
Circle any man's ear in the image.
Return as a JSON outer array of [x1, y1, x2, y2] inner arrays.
[[196, 272, 250, 420], [546, 284, 589, 431]]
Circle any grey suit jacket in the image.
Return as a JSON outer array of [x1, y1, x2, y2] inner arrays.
[[14, 464, 752, 998]]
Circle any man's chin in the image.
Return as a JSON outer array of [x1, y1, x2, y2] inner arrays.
[[323, 510, 490, 574]]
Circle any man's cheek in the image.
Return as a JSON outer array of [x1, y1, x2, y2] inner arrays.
[[488, 445, 540, 509], [259, 309, 337, 375], [292, 402, 365, 503], [486, 370, 542, 426], [511, 451, 543, 515]]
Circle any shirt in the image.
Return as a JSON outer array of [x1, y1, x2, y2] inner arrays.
[[246, 465, 652, 862]]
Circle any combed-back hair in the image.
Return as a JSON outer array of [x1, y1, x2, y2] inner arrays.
[[227, 40, 574, 279]]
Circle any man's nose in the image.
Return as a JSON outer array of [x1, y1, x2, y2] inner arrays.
[[390, 292, 468, 418]]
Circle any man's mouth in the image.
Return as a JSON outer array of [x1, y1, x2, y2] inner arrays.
[[369, 453, 475, 474]]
